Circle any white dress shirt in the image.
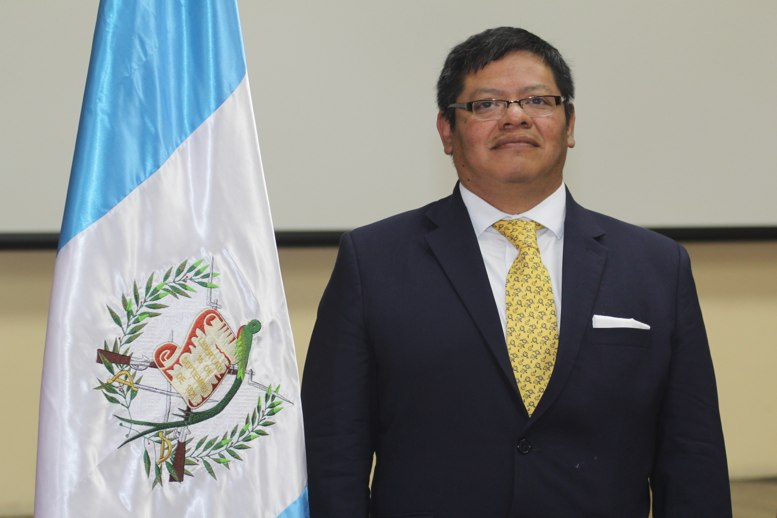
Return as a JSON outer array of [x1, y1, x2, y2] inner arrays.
[[459, 183, 566, 334]]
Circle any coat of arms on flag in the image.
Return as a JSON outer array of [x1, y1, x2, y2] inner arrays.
[[94, 258, 291, 487]]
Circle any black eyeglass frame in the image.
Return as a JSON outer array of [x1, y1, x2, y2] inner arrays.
[[447, 95, 567, 118]]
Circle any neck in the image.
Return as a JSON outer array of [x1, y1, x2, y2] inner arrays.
[[460, 178, 562, 215]]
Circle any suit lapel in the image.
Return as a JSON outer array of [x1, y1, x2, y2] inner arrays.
[[529, 190, 607, 423], [424, 187, 608, 420], [424, 187, 522, 404]]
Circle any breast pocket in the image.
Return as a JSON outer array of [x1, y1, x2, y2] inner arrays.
[[587, 327, 651, 348], [579, 327, 656, 398]]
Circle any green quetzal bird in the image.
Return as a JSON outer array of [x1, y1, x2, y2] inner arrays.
[[117, 319, 261, 447]]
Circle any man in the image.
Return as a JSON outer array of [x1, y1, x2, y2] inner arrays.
[[302, 27, 730, 517]]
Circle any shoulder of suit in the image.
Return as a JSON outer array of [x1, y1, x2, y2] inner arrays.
[[576, 204, 687, 264], [348, 194, 455, 238]]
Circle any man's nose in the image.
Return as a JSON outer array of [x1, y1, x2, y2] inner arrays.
[[502, 101, 532, 125]]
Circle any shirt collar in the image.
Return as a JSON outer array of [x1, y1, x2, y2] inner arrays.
[[460, 182, 566, 240]]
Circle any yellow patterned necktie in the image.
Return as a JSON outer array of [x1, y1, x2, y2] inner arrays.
[[492, 219, 558, 416]]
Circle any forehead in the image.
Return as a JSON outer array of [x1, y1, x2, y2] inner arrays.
[[460, 51, 558, 97]]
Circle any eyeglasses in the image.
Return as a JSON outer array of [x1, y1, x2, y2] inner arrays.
[[447, 96, 566, 120]]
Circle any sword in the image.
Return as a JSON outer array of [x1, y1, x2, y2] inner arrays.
[[131, 382, 221, 403]]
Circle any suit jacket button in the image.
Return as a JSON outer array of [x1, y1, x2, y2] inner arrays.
[[517, 438, 532, 454]]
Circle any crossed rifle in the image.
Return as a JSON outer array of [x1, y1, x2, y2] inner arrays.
[[96, 349, 293, 404]]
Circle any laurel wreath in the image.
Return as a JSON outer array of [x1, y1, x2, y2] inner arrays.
[[93, 258, 284, 487], [145, 385, 285, 487]]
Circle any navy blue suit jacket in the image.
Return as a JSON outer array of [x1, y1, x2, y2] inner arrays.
[[302, 186, 730, 517]]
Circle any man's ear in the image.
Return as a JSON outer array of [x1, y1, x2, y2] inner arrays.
[[437, 111, 454, 155], [566, 103, 576, 149]]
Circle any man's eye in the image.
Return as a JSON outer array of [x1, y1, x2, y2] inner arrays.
[[526, 96, 551, 106], [473, 100, 498, 112]]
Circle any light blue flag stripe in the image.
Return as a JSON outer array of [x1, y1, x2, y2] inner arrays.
[[277, 486, 310, 518], [59, 0, 246, 249]]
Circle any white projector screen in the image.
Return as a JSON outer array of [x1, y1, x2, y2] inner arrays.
[[2, 0, 776, 237]]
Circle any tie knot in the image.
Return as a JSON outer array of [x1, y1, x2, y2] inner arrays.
[[492, 219, 542, 250]]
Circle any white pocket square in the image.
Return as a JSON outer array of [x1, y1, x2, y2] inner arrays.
[[592, 315, 651, 330]]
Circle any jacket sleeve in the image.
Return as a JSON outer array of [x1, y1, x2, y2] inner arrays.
[[650, 244, 731, 517], [301, 232, 375, 517]]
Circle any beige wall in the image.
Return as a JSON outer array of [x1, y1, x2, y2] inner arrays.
[[1, 242, 776, 514]]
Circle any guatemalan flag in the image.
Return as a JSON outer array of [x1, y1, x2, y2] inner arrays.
[[34, 1, 309, 516]]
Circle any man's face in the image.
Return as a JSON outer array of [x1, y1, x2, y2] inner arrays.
[[437, 51, 576, 210]]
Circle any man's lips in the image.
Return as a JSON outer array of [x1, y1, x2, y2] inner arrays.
[[491, 135, 539, 149]]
